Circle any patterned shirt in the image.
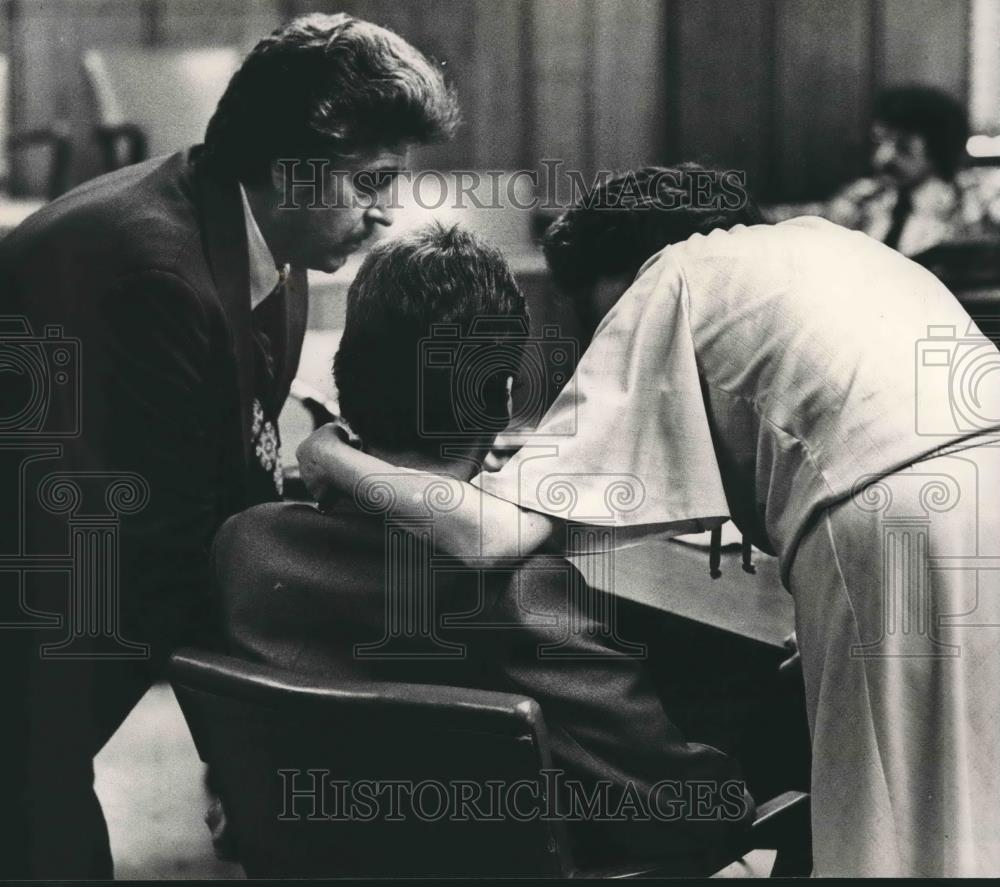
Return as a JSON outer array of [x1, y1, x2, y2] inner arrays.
[[768, 168, 1000, 257], [240, 183, 289, 500]]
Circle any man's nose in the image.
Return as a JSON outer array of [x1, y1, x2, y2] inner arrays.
[[873, 141, 896, 171], [364, 201, 394, 228]]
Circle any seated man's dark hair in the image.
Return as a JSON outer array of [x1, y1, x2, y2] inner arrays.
[[203, 13, 459, 183], [335, 223, 528, 457], [542, 163, 763, 295], [873, 85, 969, 180]]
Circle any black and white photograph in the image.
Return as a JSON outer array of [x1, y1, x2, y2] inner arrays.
[[2, 0, 1000, 879]]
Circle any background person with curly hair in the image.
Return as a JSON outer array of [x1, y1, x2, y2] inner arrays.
[[770, 85, 1000, 257]]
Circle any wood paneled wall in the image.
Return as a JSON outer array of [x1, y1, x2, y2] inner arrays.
[[5, 0, 272, 191], [665, 0, 971, 201], [4, 0, 975, 201]]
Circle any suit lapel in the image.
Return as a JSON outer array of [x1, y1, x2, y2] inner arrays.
[[279, 266, 309, 405], [193, 154, 310, 486], [196, 160, 255, 466]]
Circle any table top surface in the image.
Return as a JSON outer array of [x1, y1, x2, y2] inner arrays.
[[570, 537, 794, 650]]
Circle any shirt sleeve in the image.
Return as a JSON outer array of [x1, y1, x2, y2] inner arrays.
[[473, 252, 730, 550]]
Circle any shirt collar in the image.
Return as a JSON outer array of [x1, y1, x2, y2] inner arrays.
[[239, 182, 287, 310]]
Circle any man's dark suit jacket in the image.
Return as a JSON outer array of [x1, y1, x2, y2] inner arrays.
[[0, 148, 307, 876], [214, 500, 751, 871], [1, 146, 308, 654]]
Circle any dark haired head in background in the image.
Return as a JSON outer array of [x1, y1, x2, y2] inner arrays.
[[204, 12, 459, 184], [872, 85, 969, 183], [203, 13, 460, 273], [817, 84, 996, 257], [543, 163, 763, 332], [335, 223, 527, 469]]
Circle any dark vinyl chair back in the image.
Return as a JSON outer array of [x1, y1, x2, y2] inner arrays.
[[913, 241, 1000, 349], [170, 648, 572, 878]]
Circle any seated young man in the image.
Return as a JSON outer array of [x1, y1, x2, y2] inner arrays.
[[212, 223, 751, 872]]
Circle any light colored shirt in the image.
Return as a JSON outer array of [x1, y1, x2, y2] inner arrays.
[[474, 217, 1000, 581], [770, 168, 1000, 257], [239, 182, 286, 309]]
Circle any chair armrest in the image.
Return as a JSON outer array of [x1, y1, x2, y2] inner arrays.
[[8, 124, 71, 148], [8, 123, 74, 199], [569, 861, 686, 879], [570, 792, 809, 879], [749, 790, 808, 845], [748, 790, 811, 876], [169, 647, 546, 737], [94, 122, 148, 171]]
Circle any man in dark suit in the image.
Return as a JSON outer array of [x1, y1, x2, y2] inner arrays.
[[0, 13, 457, 878], [214, 224, 752, 874]]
